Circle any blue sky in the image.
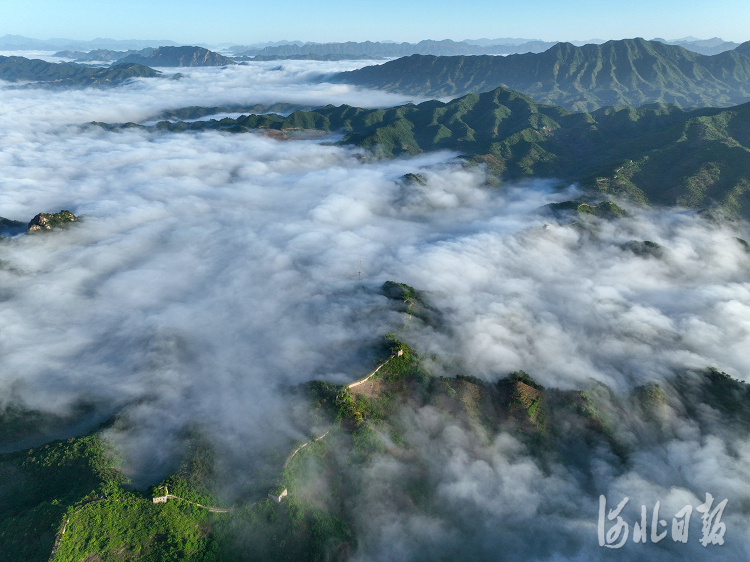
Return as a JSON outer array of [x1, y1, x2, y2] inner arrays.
[[3, 0, 749, 45]]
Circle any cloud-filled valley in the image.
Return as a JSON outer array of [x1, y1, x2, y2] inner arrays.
[[0, 56, 419, 126], [1, 60, 750, 560]]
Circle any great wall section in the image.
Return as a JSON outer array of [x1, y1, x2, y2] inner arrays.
[[48, 351, 400, 560]]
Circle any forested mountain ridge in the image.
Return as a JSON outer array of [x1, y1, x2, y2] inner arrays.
[[112, 87, 750, 216], [334, 38, 750, 111], [0, 56, 159, 87]]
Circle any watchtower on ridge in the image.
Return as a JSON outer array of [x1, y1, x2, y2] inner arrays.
[[153, 486, 169, 504]]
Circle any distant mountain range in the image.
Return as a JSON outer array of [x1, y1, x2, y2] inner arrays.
[[1, 34, 743, 59], [53, 48, 155, 62], [0, 47, 235, 89], [115, 46, 235, 67], [0, 56, 159, 87], [462, 37, 548, 46], [0, 34, 178, 52], [465, 36, 741, 54], [655, 37, 741, 55], [112, 86, 750, 217], [51, 46, 236, 67], [231, 39, 560, 58], [236, 53, 385, 61], [335, 38, 750, 111], [228, 37, 744, 59]]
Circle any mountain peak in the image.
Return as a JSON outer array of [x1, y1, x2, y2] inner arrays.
[[116, 46, 235, 67]]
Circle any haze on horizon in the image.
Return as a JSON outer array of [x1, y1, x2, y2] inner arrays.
[[2, 0, 749, 46]]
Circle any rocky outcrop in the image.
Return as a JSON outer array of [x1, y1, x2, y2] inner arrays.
[[27, 210, 77, 232]]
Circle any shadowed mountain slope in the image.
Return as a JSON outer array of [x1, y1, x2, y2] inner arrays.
[[116, 46, 235, 67], [334, 38, 750, 111]]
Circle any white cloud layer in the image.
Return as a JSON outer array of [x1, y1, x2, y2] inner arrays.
[[0, 57, 420, 126], [1, 61, 749, 559]]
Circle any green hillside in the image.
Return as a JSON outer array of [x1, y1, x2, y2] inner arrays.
[[109, 87, 750, 216], [0, 56, 159, 87], [334, 38, 750, 111]]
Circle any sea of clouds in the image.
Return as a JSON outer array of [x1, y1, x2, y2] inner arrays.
[[1, 61, 749, 560]]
